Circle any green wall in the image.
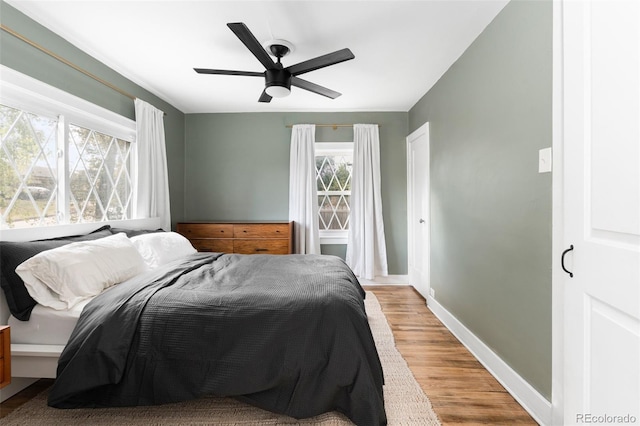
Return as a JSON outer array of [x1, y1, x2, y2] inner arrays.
[[184, 112, 408, 274], [408, 0, 552, 399], [0, 1, 186, 228]]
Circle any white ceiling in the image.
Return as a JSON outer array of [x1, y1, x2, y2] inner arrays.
[[6, 0, 509, 113]]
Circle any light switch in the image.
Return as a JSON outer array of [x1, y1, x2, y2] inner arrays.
[[538, 147, 552, 173]]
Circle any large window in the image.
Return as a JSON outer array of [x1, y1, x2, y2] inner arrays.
[[315, 142, 353, 243], [0, 67, 136, 230]]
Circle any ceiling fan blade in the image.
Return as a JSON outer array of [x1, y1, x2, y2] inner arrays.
[[286, 48, 354, 76], [291, 76, 341, 99], [194, 68, 263, 77], [258, 90, 272, 103], [227, 22, 276, 70]]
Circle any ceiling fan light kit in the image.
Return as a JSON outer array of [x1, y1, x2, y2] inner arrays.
[[265, 85, 291, 98], [195, 22, 354, 103]]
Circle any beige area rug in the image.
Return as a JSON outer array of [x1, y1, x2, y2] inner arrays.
[[3, 293, 441, 425]]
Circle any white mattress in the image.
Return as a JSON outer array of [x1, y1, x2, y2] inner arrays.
[[8, 298, 92, 345]]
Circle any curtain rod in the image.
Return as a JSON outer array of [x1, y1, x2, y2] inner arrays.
[[1, 24, 137, 101], [286, 124, 380, 130]]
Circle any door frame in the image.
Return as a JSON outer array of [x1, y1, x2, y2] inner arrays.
[[551, 1, 565, 423], [406, 122, 431, 302]]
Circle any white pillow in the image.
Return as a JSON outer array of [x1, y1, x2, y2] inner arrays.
[[15, 271, 68, 310], [16, 233, 146, 309], [130, 231, 197, 269]]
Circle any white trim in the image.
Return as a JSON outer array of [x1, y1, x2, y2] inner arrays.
[[358, 275, 408, 285], [427, 295, 552, 426], [314, 142, 353, 152], [0, 65, 135, 142], [0, 217, 162, 242], [320, 237, 348, 244], [551, 0, 565, 424], [319, 229, 348, 244]]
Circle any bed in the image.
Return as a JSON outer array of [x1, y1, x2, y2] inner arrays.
[[0, 224, 386, 425]]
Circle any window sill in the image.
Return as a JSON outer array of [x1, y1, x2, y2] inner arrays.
[[0, 217, 162, 242], [320, 237, 347, 245], [319, 230, 348, 245]]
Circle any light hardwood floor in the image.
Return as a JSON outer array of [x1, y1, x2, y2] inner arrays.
[[1, 285, 537, 424], [367, 285, 537, 425]]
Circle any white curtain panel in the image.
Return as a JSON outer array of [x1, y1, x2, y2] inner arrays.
[[288, 124, 320, 254], [346, 124, 388, 279], [134, 99, 171, 231]]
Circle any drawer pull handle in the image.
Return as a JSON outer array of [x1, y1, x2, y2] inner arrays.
[[255, 248, 268, 252]]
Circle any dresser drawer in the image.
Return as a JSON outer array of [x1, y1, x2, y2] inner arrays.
[[189, 239, 234, 253], [177, 221, 292, 255], [233, 223, 290, 239], [177, 223, 234, 239], [234, 239, 290, 255]]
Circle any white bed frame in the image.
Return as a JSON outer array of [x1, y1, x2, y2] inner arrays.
[[0, 218, 162, 402]]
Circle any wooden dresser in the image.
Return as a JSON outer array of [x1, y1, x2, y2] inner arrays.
[[177, 221, 293, 255], [0, 325, 10, 389]]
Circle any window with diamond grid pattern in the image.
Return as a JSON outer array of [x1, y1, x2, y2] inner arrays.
[[0, 104, 133, 229], [315, 143, 353, 234]]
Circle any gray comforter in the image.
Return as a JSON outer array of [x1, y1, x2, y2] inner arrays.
[[48, 253, 386, 425]]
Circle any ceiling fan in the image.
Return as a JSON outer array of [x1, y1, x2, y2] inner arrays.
[[194, 23, 355, 103]]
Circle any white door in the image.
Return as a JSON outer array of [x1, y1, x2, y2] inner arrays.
[[562, 0, 640, 423], [407, 123, 430, 300]]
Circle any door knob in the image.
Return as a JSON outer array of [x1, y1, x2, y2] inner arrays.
[[419, 219, 425, 223]]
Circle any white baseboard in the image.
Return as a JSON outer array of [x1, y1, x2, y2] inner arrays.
[[0, 377, 38, 402], [427, 295, 552, 426], [358, 275, 409, 285]]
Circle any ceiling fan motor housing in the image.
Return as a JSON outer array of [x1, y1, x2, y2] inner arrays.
[[265, 68, 292, 93]]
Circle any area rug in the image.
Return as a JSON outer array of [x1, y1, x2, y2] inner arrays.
[[2, 293, 441, 425]]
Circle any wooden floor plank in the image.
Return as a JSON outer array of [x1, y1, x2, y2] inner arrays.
[[366, 285, 538, 425]]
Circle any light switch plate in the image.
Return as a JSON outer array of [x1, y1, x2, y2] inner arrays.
[[539, 147, 552, 173]]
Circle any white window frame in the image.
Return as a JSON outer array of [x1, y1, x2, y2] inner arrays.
[[0, 65, 140, 237], [315, 142, 353, 245]]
